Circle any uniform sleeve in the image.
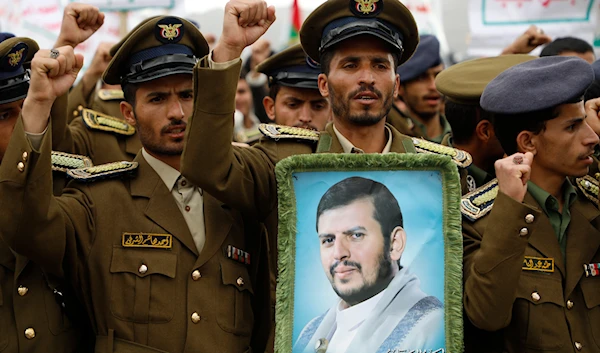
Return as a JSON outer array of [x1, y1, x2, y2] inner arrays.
[[0, 117, 95, 283], [181, 57, 278, 220], [66, 80, 93, 124], [462, 191, 542, 331]]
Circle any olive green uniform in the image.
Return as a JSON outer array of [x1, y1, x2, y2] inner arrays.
[[462, 179, 600, 353], [67, 79, 123, 123], [0, 118, 271, 353]]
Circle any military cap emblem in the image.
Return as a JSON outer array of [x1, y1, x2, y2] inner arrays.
[[8, 48, 25, 67], [351, 0, 383, 17], [2, 42, 28, 71], [155, 17, 184, 44]]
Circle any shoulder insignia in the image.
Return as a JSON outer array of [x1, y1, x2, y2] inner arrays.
[[412, 138, 472, 168], [80, 108, 135, 136], [51, 151, 93, 173], [576, 175, 599, 205], [461, 178, 499, 222], [97, 89, 124, 101], [67, 161, 138, 182], [258, 123, 319, 142]]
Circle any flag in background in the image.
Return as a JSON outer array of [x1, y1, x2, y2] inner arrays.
[[289, 0, 302, 45]]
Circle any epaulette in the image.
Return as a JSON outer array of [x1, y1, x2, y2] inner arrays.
[[258, 123, 319, 142], [412, 138, 472, 168], [97, 89, 124, 101], [67, 161, 138, 182], [576, 175, 599, 205], [51, 151, 93, 173], [80, 108, 136, 136], [235, 128, 262, 144], [461, 178, 499, 222]]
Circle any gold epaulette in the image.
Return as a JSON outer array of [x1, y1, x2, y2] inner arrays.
[[67, 161, 138, 182], [461, 178, 499, 222], [80, 108, 136, 136], [51, 151, 93, 173], [412, 138, 472, 168], [576, 175, 599, 205], [97, 89, 124, 101], [258, 124, 319, 142]]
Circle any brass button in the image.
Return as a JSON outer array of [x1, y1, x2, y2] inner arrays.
[[191, 312, 200, 324], [73, 110, 79, 117], [17, 161, 24, 172], [525, 214, 535, 224], [236, 277, 244, 286], [567, 300, 574, 310], [138, 264, 148, 274], [21, 152, 28, 162], [17, 285, 28, 296], [575, 342, 583, 351], [191, 270, 201, 281], [24, 328, 35, 339], [531, 292, 541, 302], [519, 227, 529, 237]]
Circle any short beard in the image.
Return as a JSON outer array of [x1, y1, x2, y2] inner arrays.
[[329, 84, 393, 127], [136, 114, 185, 156]]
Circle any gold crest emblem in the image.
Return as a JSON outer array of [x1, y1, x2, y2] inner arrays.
[[354, 0, 380, 15], [158, 24, 183, 40], [8, 48, 25, 67]]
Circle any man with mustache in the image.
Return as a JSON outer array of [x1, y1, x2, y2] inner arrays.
[[0, 14, 271, 353], [294, 177, 443, 353], [392, 35, 450, 143], [462, 56, 600, 353]]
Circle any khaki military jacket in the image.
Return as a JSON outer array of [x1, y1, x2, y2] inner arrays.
[[67, 80, 123, 124], [386, 104, 423, 137], [463, 189, 600, 353], [0, 119, 270, 353]]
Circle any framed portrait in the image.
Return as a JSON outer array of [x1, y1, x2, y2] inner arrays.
[[274, 153, 463, 353]]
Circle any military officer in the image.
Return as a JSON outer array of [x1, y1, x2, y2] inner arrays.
[[256, 43, 331, 132], [0, 14, 270, 353], [462, 56, 600, 353], [181, 0, 471, 224], [435, 54, 537, 192], [391, 35, 451, 143]]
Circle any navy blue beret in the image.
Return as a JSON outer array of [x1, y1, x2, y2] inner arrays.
[[397, 35, 441, 82], [592, 59, 600, 82], [481, 56, 593, 114]]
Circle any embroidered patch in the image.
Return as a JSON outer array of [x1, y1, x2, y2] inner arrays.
[[122, 233, 172, 249], [80, 107, 135, 136], [412, 138, 472, 168], [350, 0, 383, 17], [3, 42, 28, 71], [258, 123, 319, 142], [97, 89, 124, 101], [51, 151, 93, 173], [584, 263, 600, 277], [461, 178, 498, 222], [155, 17, 184, 44], [576, 175, 599, 205], [67, 161, 138, 182], [227, 245, 251, 265], [522, 256, 554, 273]]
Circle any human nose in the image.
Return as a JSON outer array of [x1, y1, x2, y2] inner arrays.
[[332, 237, 350, 261], [583, 120, 600, 146], [168, 97, 185, 120], [298, 104, 313, 123]]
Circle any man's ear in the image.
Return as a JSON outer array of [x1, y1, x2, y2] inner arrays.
[[318, 73, 329, 98], [393, 73, 400, 99], [263, 96, 276, 122], [389, 226, 406, 262], [475, 120, 493, 142], [120, 101, 136, 127], [516, 130, 537, 155]]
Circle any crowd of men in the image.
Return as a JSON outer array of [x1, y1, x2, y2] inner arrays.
[[1, 0, 600, 352]]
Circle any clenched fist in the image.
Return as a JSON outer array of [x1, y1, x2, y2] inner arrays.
[[495, 152, 534, 203]]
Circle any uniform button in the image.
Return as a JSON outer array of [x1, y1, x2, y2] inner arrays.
[[525, 214, 535, 224], [17, 162, 24, 172], [531, 292, 541, 302], [138, 264, 148, 274], [236, 277, 244, 286], [575, 342, 583, 351], [191, 270, 201, 281], [191, 312, 200, 324], [73, 110, 79, 117], [17, 285, 28, 296], [21, 152, 28, 162], [519, 227, 529, 237], [24, 328, 35, 339], [567, 300, 574, 310], [185, 206, 191, 212]]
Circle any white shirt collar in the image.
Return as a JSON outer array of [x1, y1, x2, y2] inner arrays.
[[141, 148, 181, 192], [332, 125, 393, 154], [335, 288, 387, 333]]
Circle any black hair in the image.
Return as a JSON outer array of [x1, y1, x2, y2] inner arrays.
[[445, 101, 494, 145], [122, 83, 138, 107], [540, 37, 594, 57]]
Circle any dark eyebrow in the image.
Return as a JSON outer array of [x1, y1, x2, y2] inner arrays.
[[566, 116, 585, 125], [342, 226, 367, 235], [145, 91, 168, 98]]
